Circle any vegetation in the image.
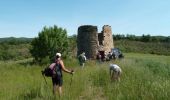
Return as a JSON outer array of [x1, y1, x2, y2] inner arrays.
[[0, 53, 170, 100], [0, 37, 32, 44], [113, 34, 170, 42], [30, 25, 69, 64], [67, 35, 77, 58], [0, 38, 32, 60], [115, 40, 170, 56]]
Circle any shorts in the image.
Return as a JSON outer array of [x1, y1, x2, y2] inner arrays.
[[52, 76, 63, 86]]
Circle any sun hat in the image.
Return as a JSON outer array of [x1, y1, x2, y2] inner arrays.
[[56, 53, 61, 57]]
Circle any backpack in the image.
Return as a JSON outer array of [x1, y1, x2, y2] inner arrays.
[[41, 67, 53, 77], [79, 54, 86, 62], [42, 62, 62, 77]]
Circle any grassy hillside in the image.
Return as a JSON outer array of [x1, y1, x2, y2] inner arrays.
[[0, 43, 31, 60], [115, 40, 170, 56], [0, 53, 170, 100], [0, 37, 32, 60]]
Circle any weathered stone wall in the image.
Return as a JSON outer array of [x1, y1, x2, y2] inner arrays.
[[102, 25, 114, 53], [77, 25, 98, 59]]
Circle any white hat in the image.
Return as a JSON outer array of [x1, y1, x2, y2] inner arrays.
[[56, 53, 61, 57]]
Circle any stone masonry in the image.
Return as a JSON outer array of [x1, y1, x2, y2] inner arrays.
[[77, 25, 114, 59]]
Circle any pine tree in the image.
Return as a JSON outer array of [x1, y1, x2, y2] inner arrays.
[[30, 25, 68, 64]]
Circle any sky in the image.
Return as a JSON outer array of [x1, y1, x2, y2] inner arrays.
[[0, 0, 170, 38]]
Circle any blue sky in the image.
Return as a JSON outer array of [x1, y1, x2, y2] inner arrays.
[[0, 0, 170, 38]]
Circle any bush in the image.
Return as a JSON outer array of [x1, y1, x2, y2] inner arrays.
[[30, 25, 69, 64]]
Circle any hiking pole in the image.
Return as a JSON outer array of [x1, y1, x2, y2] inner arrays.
[[69, 69, 75, 86], [69, 74, 73, 98], [43, 75, 48, 85], [70, 74, 73, 86], [41, 71, 48, 85]]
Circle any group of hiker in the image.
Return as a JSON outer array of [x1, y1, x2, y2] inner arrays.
[[96, 51, 115, 62], [42, 51, 121, 97]]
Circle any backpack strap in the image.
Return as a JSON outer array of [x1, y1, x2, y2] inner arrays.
[[53, 61, 62, 77]]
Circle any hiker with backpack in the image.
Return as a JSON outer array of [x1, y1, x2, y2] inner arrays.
[[49, 53, 74, 96], [78, 52, 86, 68]]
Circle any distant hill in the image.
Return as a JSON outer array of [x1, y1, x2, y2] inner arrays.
[[113, 34, 170, 42], [0, 37, 33, 44]]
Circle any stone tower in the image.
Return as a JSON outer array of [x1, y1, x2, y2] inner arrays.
[[77, 25, 114, 59], [77, 25, 98, 59], [100, 25, 114, 54]]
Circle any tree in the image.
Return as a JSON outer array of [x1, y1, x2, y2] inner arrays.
[[113, 34, 125, 40], [141, 34, 151, 42], [68, 34, 77, 57], [30, 25, 68, 64], [126, 34, 136, 41]]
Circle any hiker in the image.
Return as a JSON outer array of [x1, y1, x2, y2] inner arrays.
[[103, 51, 107, 61], [96, 51, 102, 63], [49, 53, 74, 96], [107, 52, 113, 61], [78, 52, 86, 67], [109, 64, 122, 81]]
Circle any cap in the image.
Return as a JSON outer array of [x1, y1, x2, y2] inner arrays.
[[56, 53, 61, 57]]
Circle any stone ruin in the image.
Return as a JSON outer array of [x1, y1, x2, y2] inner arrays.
[[77, 25, 114, 59]]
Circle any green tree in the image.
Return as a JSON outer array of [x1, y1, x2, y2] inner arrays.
[[126, 34, 136, 41], [30, 25, 68, 64], [68, 34, 77, 57], [141, 34, 151, 42]]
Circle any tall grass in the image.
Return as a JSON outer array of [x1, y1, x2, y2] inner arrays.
[[0, 53, 170, 100], [115, 40, 170, 56]]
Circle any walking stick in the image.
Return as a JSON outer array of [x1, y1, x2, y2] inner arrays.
[[68, 74, 73, 98], [41, 71, 48, 85], [43, 75, 48, 85], [70, 74, 73, 86]]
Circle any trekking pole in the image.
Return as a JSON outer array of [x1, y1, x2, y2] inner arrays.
[[69, 69, 75, 86], [41, 71, 48, 85], [70, 74, 73, 86], [43, 75, 48, 85], [68, 74, 73, 98]]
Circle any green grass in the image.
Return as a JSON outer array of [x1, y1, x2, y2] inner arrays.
[[115, 40, 170, 56], [0, 53, 170, 100]]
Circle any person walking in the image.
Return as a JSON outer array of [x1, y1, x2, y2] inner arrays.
[[49, 53, 74, 96], [78, 52, 86, 68]]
